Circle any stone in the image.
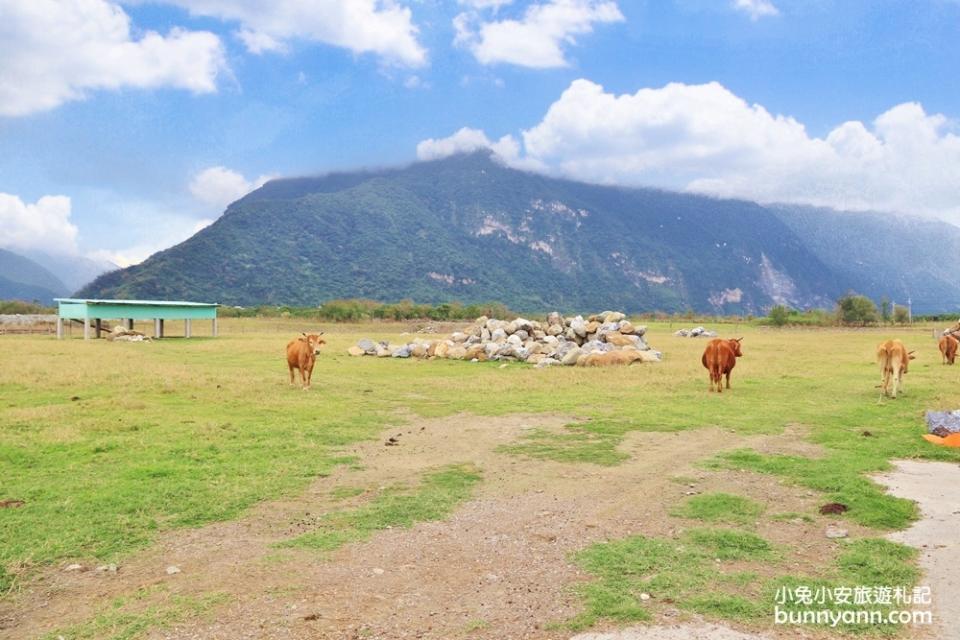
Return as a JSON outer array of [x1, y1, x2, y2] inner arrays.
[[532, 329, 546, 340], [450, 332, 468, 343], [585, 320, 600, 334], [603, 311, 626, 323], [633, 324, 647, 337], [547, 311, 562, 326], [166, 565, 181, 575], [604, 332, 640, 348], [619, 320, 635, 334], [358, 338, 377, 354], [504, 321, 518, 335], [825, 525, 849, 539], [527, 353, 546, 365], [561, 346, 582, 366], [535, 357, 560, 368], [372, 567, 385, 575], [541, 335, 559, 348], [391, 346, 411, 358], [347, 346, 365, 357], [96, 564, 118, 573], [480, 328, 491, 341], [570, 315, 587, 337], [491, 328, 507, 343], [410, 343, 427, 358], [547, 324, 563, 336], [65, 563, 83, 572], [447, 346, 467, 360], [465, 344, 486, 360], [581, 340, 613, 354], [506, 334, 522, 346], [514, 329, 529, 342], [484, 342, 500, 358], [434, 341, 450, 359]]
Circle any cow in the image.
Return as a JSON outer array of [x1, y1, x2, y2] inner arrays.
[[939, 334, 959, 365], [701, 338, 743, 393], [576, 350, 646, 367], [876, 339, 915, 399], [286, 332, 326, 390]]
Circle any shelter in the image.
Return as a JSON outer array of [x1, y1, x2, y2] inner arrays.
[[55, 298, 219, 339]]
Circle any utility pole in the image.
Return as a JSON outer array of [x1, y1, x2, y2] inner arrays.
[[908, 297, 913, 324]]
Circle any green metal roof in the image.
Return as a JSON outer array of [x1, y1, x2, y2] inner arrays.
[[55, 298, 218, 307]]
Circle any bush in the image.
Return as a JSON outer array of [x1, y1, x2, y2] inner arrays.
[[892, 305, 910, 324], [836, 294, 879, 326], [768, 305, 790, 327]]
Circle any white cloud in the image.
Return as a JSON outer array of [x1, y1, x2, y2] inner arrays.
[[0, 0, 226, 117], [458, 0, 514, 11], [157, 0, 427, 67], [454, 0, 623, 68], [0, 193, 79, 255], [189, 166, 273, 210], [732, 0, 779, 20], [88, 218, 214, 267], [416, 127, 523, 164], [417, 79, 960, 223]]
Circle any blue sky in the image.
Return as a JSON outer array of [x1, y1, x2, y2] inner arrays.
[[1, 0, 959, 266]]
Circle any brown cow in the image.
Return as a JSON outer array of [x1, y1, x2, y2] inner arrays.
[[876, 339, 915, 399], [939, 334, 959, 365], [701, 338, 743, 393], [287, 332, 326, 390]]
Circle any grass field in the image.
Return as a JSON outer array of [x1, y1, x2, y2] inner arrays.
[[2, 318, 960, 638]]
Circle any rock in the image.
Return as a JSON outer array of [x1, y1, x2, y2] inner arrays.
[[410, 343, 427, 358], [484, 342, 500, 358], [480, 328, 491, 341], [532, 329, 546, 340], [561, 346, 582, 366], [372, 567, 385, 575], [604, 332, 640, 348], [535, 357, 560, 368], [65, 563, 83, 572], [358, 338, 377, 354], [391, 346, 411, 358], [96, 564, 118, 573], [514, 329, 529, 342], [825, 525, 849, 539], [690, 326, 705, 337], [491, 328, 507, 343], [570, 315, 587, 337], [450, 332, 468, 344], [447, 346, 467, 360], [475, 315, 489, 326], [541, 335, 559, 348], [603, 311, 626, 323], [166, 565, 181, 575], [547, 324, 563, 336], [633, 324, 647, 337], [580, 340, 613, 354], [434, 341, 450, 359], [465, 344, 486, 361], [639, 592, 651, 601], [506, 334, 523, 347], [347, 346, 365, 357], [674, 329, 690, 337], [585, 320, 600, 334], [619, 320, 635, 334], [504, 321, 518, 335], [527, 353, 546, 365], [547, 311, 563, 326], [564, 327, 577, 342], [376, 343, 392, 357]]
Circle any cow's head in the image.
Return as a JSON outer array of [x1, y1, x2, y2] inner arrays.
[[729, 337, 744, 357], [908, 350, 916, 360], [301, 332, 326, 355]]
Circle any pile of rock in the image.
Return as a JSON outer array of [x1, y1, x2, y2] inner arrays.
[[673, 326, 717, 338], [348, 311, 661, 367]]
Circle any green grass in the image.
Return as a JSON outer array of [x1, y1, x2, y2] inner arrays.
[[329, 486, 366, 500], [278, 465, 481, 551], [41, 586, 228, 640], [497, 419, 629, 465], [571, 531, 919, 634], [671, 492, 765, 525]]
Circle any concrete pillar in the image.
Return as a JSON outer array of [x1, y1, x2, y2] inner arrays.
[[212, 317, 218, 337], [159, 319, 165, 338], [57, 317, 63, 339], [95, 318, 102, 339], [154, 318, 161, 338], [83, 317, 90, 340], [126, 318, 134, 331], [185, 318, 192, 338]]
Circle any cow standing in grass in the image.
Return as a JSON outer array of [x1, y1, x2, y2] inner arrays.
[[877, 339, 914, 399], [701, 338, 743, 393], [939, 334, 958, 365], [287, 332, 326, 390]]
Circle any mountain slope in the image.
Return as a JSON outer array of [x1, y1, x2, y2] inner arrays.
[[77, 152, 960, 313], [24, 251, 118, 293], [0, 248, 69, 303]]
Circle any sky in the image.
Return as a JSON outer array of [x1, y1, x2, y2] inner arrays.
[[1, 0, 959, 267]]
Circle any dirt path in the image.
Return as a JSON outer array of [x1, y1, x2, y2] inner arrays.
[[5, 415, 836, 640], [875, 460, 960, 640]]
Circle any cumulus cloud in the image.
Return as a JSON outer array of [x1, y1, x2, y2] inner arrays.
[[416, 127, 524, 164], [157, 0, 427, 67], [417, 79, 960, 223], [0, 193, 79, 255], [189, 166, 274, 210], [732, 0, 779, 20], [454, 0, 623, 68], [0, 0, 226, 117]]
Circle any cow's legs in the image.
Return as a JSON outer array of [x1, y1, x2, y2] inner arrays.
[[725, 371, 731, 389], [289, 365, 296, 386]]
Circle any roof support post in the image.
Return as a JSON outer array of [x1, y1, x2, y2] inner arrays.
[[57, 317, 63, 340], [212, 317, 218, 338], [95, 318, 102, 339], [185, 318, 192, 338]]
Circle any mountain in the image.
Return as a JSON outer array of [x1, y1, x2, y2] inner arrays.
[[23, 251, 118, 293], [0, 248, 69, 303], [77, 152, 960, 314]]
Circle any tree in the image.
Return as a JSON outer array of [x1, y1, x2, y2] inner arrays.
[[768, 304, 790, 326], [836, 293, 879, 326], [893, 304, 910, 324], [880, 296, 891, 322]]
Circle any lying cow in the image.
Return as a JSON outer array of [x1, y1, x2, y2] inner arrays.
[[576, 350, 646, 367], [286, 332, 326, 390], [701, 338, 743, 393], [940, 334, 959, 365], [876, 339, 915, 399]]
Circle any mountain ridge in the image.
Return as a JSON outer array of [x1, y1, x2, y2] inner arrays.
[[77, 152, 960, 314]]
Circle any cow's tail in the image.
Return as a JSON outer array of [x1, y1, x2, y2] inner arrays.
[[710, 342, 724, 390]]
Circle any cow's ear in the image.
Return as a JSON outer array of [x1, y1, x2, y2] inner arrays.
[[318, 331, 325, 335], [734, 337, 743, 342], [301, 332, 307, 337]]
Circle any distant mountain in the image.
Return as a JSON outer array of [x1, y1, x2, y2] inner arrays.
[[23, 251, 118, 293], [0, 248, 69, 303], [77, 152, 960, 314]]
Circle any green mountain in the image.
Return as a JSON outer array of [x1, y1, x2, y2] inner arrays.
[[0, 248, 69, 303], [77, 152, 960, 313]]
